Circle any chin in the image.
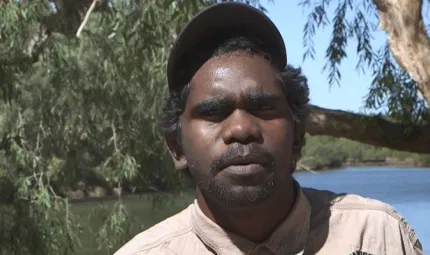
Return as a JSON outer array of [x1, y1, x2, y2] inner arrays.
[[205, 182, 276, 208]]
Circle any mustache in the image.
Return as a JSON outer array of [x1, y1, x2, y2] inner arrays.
[[210, 144, 274, 173]]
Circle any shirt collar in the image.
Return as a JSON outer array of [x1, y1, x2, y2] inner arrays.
[[191, 181, 311, 255]]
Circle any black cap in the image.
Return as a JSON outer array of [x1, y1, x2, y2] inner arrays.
[[167, 2, 287, 90]]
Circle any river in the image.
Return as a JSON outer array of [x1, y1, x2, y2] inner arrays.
[[75, 166, 430, 254], [294, 166, 430, 254]]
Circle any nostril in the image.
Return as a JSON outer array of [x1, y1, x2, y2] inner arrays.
[[222, 124, 263, 145]]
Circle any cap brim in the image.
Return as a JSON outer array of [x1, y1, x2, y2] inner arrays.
[[167, 2, 286, 90]]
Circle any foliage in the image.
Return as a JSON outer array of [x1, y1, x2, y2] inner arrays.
[[300, 0, 430, 125]]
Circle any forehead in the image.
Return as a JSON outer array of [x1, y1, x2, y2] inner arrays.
[[188, 54, 282, 100]]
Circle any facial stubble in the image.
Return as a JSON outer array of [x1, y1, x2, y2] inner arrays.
[[189, 145, 277, 208]]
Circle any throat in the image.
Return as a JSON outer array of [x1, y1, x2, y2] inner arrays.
[[196, 185, 296, 243]]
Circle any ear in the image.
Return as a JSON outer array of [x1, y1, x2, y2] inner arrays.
[[291, 123, 305, 170], [164, 133, 188, 171], [292, 138, 302, 161]]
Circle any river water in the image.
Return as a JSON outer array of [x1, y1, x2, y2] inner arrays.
[[294, 166, 430, 254]]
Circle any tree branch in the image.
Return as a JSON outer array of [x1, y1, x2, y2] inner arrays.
[[4, 0, 108, 66], [306, 105, 430, 154], [373, 0, 430, 105], [0, 25, 51, 68], [76, 0, 99, 38], [25, 25, 51, 63]]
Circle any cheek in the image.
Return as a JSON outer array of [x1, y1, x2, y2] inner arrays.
[[180, 121, 221, 163], [263, 120, 295, 154], [182, 121, 218, 147]]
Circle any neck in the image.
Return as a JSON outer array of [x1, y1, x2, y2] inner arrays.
[[196, 181, 296, 242]]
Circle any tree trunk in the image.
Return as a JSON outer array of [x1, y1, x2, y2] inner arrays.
[[307, 0, 430, 154], [373, 0, 430, 105]]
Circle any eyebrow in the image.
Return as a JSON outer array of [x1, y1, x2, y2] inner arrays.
[[191, 92, 283, 116], [244, 92, 282, 105], [191, 98, 232, 116]]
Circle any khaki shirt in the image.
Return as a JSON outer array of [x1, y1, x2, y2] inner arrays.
[[114, 183, 423, 255]]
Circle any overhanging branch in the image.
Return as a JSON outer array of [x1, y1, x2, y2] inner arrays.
[[306, 105, 430, 154]]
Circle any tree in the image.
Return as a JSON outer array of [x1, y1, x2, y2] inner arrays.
[[300, 0, 430, 153]]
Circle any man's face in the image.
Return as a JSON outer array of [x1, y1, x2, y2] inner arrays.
[[176, 53, 295, 208]]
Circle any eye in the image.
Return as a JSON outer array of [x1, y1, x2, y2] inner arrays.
[[200, 109, 230, 122], [250, 103, 275, 112], [250, 104, 280, 120], [200, 108, 221, 116], [259, 104, 275, 111]]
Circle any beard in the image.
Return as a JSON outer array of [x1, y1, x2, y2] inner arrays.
[[205, 178, 275, 208], [189, 144, 277, 208]]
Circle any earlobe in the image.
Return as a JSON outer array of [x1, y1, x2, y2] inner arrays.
[[165, 133, 188, 170], [170, 151, 188, 170]]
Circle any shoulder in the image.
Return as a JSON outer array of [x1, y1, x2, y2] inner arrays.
[[303, 187, 405, 216], [304, 187, 400, 212], [113, 205, 194, 255], [303, 187, 423, 254]]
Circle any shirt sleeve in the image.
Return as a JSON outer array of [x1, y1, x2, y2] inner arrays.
[[398, 216, 424, 255]]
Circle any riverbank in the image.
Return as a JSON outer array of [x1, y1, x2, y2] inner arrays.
[[67, 157, 425, 202], [66, 135, 430, 201], [296, 157, 426, 172]]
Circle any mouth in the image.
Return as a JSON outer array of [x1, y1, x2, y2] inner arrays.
[[220, 154, 270, 175], [225, 154, 269, 167]]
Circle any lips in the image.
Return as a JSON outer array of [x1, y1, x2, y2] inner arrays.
[[210, 145, 274, 176], [220, 155, 272, 179], [217, 153, 270, 175], [219, 154, 269, 171]]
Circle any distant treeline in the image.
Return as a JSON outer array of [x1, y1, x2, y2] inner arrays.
[[300, 135, 430, 170]]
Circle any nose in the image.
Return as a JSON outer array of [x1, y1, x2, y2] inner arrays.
[[221, 109, 263, 144]]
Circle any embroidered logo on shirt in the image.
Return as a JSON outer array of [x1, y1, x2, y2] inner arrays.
[[349, 251, 373, 255]]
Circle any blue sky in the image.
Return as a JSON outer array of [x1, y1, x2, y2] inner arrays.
[[264, 1, 386, 113]]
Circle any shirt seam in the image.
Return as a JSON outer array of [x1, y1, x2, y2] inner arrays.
[[191, 217, 222, 254], [130, 225, 193, 255]]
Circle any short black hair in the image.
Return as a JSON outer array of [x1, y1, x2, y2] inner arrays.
[[159, 37, 310, 174]]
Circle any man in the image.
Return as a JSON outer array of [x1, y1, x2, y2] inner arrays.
[[115, 2, 423, 255]]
